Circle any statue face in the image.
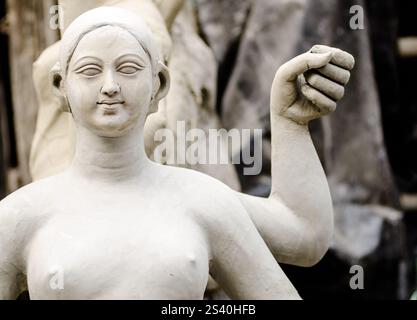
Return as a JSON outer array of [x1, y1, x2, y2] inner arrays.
[[65, 25, 154, 137]]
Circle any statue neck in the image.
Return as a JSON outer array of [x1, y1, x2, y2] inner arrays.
[[70, 124, 151, 183]]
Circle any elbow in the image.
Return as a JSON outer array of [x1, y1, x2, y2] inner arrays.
[[297, 228, 333, 267], [274, 230, 331, 267], [297, 206, 334, 267], [302, 242, 330, 267]]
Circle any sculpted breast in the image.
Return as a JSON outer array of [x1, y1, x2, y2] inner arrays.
[[25, 209, 210, 299]]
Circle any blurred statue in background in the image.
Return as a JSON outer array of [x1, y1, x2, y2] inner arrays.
[[0, 5, 353, 299]]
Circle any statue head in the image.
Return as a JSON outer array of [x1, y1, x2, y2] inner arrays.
[[51, 7, 170, 138]]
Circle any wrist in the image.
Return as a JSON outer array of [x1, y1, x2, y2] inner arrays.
[[271, 113, 310, 132]]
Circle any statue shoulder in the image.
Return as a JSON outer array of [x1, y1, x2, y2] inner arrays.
[[0, 175, 59, 215], [0, 176, 60, 261], [0, 184, 38, 223], [0, 186, 35, 271], [162, 165, 246, 228], [152, 163, 243, 216]]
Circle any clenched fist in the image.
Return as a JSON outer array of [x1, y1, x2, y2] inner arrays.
[[271, 45, 355, 125]]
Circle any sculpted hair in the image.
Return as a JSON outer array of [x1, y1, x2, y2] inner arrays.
[[59, 6, 160, 78]]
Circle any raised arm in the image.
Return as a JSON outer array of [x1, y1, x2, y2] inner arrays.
[[236, 45, 355, 267]]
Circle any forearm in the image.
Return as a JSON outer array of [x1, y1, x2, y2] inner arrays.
[[236, 115, 334, 266], [270, 114, 334, 263]]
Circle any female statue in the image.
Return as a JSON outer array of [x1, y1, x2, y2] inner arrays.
[[0, 7, 354, 299]]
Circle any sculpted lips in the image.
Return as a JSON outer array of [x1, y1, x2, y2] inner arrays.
[[97, 100, 125, 114]]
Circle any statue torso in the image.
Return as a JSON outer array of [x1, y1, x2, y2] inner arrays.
[[21, 169, 213, 300]]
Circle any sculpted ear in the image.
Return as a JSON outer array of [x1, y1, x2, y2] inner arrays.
[[149, 61, 170, 115], [50, 62, 71, 113]]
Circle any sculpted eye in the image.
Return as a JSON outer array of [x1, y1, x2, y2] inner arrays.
[[117, 63, 144, 75], [75, 65, 102, 77]]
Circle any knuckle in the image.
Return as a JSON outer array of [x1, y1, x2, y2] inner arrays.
[[344, 55, 355, 69], [349, 57, 356, 69], [322, 100, 336, 113], [339, 86, 345, 97], [346, 53, 355, 65], [341, 71, 351, 84], [335, 86, 345, 100], [329, 98, 337, 109]]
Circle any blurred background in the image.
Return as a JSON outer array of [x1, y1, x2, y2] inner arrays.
[[0, 0, 416, 300]]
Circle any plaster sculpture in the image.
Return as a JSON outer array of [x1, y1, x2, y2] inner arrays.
[[0, 7, 354, 299]]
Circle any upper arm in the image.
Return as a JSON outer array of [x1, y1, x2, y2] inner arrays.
[[235, 192, 326, 267], [207, 195, 301, 300]]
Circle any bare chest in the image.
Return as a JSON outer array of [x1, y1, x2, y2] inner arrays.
[[25, 204, 210, 300]]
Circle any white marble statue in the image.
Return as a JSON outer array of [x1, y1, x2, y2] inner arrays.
[[0, 7, 354, 299]]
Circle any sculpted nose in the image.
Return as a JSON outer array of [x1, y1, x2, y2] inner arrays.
[[101, 72, 120, 97]]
